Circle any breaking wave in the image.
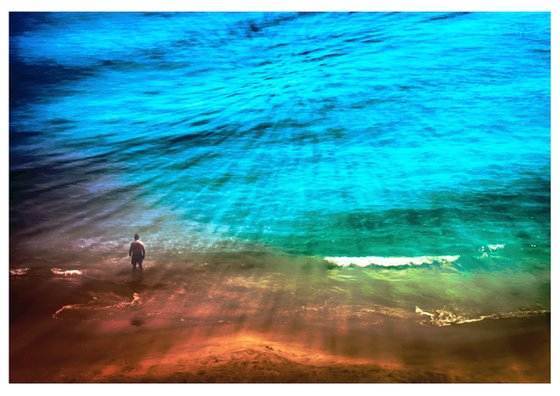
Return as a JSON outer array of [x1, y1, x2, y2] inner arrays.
[[323, 255, 460, 268]]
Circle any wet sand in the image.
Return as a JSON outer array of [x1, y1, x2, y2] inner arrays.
[[9, 261, 550, 383]]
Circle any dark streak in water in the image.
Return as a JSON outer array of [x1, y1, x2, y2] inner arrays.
[[9, 61, 96, 106], [425, 12, 471, 22]]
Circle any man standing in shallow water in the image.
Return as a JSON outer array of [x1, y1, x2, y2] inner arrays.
[[129, 233, 145, 271]]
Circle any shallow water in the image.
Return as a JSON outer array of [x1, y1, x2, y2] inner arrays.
[[10, 12, 550, 345]]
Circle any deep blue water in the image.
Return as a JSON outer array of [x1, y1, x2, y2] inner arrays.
[[10, 12, 550, 321]]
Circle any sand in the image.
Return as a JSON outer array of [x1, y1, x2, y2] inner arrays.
[[9, 263, 550, 383]]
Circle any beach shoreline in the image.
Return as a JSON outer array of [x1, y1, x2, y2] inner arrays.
[[10, 269, 550, 383]]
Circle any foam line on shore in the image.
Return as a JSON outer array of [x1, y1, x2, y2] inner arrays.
[[10, 268, 30, 276], [415, 306, 550, 327], [51, 268, 84, 276]]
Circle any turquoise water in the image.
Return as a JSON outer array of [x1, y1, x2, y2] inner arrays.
[[10, 12, 550, 322]]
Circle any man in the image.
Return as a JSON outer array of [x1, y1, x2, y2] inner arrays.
[[129, 233, 145, 271]]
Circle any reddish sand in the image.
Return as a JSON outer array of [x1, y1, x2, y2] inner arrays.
[[10, 312, 550, 382], [9, 265, 550, 383]]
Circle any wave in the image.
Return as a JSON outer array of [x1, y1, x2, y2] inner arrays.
[[50, 267, 84, 276], [479, 243, 506, 258], [10, 268, 30, 276], [53, 292, 142, 319], [415, 306, 549, 327], [323, 255, 460, 268], [53, 297, 98, 319]]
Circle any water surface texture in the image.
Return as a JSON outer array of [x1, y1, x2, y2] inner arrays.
[[9, 12, 550, 382]]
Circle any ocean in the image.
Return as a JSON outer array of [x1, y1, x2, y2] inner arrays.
[[9, 12, 550, 381]]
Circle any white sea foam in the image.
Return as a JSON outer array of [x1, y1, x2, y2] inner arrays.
[[53, 303, 82, 319], [415, 306, 549, 327], [50, 268, 83, 276], [487, 244, 505, 251], [130, 292, 141, 306], [10, 268, 30, 276], [323, 255, 460, 268], [415, 306, 484, 326], [99, 293, 143, 310], [53, 293, 142, 319], [53, 297, 98, 319], [479, 244, 506, 258]]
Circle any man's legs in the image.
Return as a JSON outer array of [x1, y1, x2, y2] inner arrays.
[[132, 256, 143, 270]]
